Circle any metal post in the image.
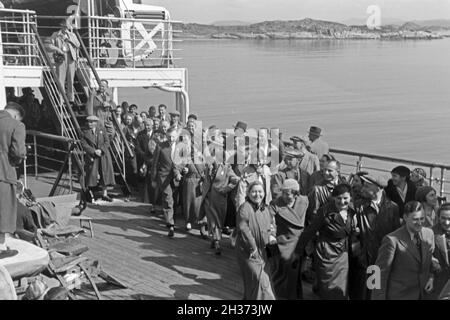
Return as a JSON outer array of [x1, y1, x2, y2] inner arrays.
[[33, 133, 38, 178], [439, 168, 445, 197], [68, 149, 73, 194], [0, 17, 6, 109], [429, 167, 434, 188], [132, 21, 135, 68], [23, 156, 27, 189]]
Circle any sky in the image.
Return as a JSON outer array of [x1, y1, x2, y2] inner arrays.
[[143, 0, 450, 24]]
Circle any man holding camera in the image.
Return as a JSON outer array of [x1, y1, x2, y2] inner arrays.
[[48, 19, 80, 105]]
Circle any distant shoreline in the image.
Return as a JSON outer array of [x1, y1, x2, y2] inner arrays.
[[174, 18, 450, 41]]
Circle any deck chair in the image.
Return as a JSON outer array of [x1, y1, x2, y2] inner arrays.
[[0, 237, 50, 300]]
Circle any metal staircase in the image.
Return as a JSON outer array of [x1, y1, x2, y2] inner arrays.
[[31, 24, 134, 198], [30, 24, 88, 198], [74, 30, 134, 196]]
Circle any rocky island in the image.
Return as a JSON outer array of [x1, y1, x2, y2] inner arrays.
[[174, 18, 450, 40]]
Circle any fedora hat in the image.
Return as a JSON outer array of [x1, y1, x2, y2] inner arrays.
[[233, 121, 247, 132], [308, 126, 322, 136]]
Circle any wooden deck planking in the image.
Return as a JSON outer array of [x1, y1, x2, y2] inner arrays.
[[25, 175, 314, 300], [78, 200, 244, 300]]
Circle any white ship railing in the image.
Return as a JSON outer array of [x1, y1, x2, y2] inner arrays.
[[329, 148, 450, 198], [0, 8, 40, 67], [36, 15, 182, 69]]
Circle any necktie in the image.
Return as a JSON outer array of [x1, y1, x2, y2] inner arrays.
[[414, 232, 422, 263]]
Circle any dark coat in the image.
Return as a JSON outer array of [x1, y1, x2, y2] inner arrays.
[[305, 176, 347, 225], [354, 193, 401, 267], [429, 224, 450, 300], [81, 127, 116, 187], [372, 226, 435, 300], [384, 179, 417, 216], [0, 111, 26, 234], [151, 141, 178, 189], [269, 196, 308, 299], [296, 201, 355, 300], [349, 193, 401, 300], [0, 111, 26, 185], [135, 130, 155, 168]]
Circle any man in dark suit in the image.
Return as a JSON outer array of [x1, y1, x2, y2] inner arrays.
[[0, 102, 26, 259], [350, 175, 401, 300], [373, 201, 436, 300], [151, 127, 182, 237], [384, 165, 417, 216], [429, 203, 450, 299], [81, 116, 116, 202], [135, 119, 155, 169]]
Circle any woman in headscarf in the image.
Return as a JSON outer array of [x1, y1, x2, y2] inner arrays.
[[415, 186, 439, 227], [269, 179, 308, 300], [295, 183, 356, 300], [235, 181, 277, 300]]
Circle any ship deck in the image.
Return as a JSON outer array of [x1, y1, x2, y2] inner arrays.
[[27, 175, 315, 300]]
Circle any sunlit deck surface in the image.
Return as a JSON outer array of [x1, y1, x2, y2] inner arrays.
[[28, 175, 314, 300]]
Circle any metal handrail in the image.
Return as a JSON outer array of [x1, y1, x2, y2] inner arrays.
[[330, 148, 450, 170], [30, 24, 82, 136], [75, 29, 134, 159], [36, 15, 182, 24], [26, 130, 76, 143]]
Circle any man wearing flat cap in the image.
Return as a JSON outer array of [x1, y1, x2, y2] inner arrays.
[[271, 147, 310, 201], [48, 18, 80, 105], [384, 165, 417, 216], [81, 115, 116, 202], [349, 174, 401, 300], [307, 126, 329, 159], [290, 136, 320, 175], [0, 102, 26, 259]]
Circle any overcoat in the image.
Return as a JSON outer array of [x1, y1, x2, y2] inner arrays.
[[269, 195, 308, 299], [296, 201, 355, 300], [235, 201, 276, 300], [200, 163, 238, 233], [0, 111, 26, 234], [384, 179, 417, 216], [349, 193, 400, 299], [81, 127, 116, 187]]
